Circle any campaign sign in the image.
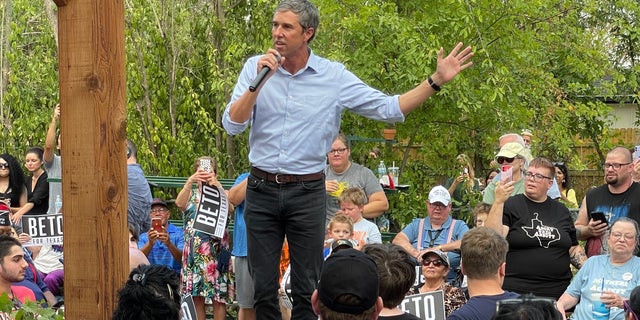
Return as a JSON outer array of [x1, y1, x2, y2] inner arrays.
[[400, 290, 445, 320], [193, 184, 229, 239], [180, 294, 197, 320], [280, 265, 293, 310], [21, 213, 63, 247], [413, 265, 426, 287]]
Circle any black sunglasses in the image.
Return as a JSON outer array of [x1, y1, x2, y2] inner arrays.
[[496, 157, 516, 164], [421, 259, 445, 267], [0, 163, 8, 169]]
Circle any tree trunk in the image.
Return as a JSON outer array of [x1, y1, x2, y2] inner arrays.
[[0, 0, 13, 131]]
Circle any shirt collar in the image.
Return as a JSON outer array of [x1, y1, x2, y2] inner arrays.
[[425, 216, 453, 230]]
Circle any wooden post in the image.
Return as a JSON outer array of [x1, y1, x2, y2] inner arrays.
[[54, 0, 128, 318]]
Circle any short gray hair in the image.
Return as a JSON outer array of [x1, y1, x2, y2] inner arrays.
[[275, 0, 319, 43], [608, 217, 640, 255]]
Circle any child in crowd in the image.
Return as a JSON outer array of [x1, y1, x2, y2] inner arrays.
[[472, 203, 491, 227], [338, 187, 382, 249], [324, 214, 356, 257]]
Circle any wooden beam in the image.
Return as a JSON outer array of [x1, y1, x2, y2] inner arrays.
[[52, 0, 68, 7], [56, 0, 128, 318]]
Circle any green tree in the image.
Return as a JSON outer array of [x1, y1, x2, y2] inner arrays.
[[0, 0, 638, 227]]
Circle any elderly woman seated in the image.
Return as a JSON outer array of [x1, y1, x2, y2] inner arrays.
[[556, 218, 640, 319]]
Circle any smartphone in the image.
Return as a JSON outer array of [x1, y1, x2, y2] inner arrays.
[[199, 158, 212, 173], [634, 146, 640, 161], [501, 165, 513, 182], [152, 218, 164, 233], [464, 167, 469, 174], [590, 211, 608, 226]]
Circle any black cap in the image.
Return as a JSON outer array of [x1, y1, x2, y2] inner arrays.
[[331, 239, 354, 252], [318, 248, 379, 314], [151, 198, 168, 209]]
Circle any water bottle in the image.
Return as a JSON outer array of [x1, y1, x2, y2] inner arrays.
[[377, 161, 387, 179], [378, 216, 390, 232], [54, 195, 62, 213]]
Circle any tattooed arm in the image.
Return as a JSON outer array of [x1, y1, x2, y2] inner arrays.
[[569, 245, 587, 269]]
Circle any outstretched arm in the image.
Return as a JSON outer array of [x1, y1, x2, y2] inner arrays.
[[398, 43, 473, 115]]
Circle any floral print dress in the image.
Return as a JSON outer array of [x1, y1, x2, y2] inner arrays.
[[180, 192, 234, 303]]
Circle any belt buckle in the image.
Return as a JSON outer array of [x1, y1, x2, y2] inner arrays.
[[275, 174, 283, 184]]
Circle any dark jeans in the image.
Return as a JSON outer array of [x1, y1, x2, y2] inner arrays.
[[245, 174, 326, 320]]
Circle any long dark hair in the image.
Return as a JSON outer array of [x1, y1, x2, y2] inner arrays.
[[112, 264, 180, 320], [553, 162, 571, 189], [0, 154, 26, 202]]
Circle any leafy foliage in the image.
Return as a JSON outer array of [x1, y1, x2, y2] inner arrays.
[[0, 0, 638, 228], [0, 293, 63, 320]]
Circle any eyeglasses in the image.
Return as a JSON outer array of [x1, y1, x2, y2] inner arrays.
[[610, 232, 636, 241], [328, 147, 348, 155], [428, 202, 447, 209], [603, 162, 631, 170], [150, 208, 169, 214], [421, 259, 445, 267], [624, 300, 639, 320], [524, 171, 552, 182], [0, 163, 8, 169], [496, 157, 516, 164], [496, 295, 557, 312]]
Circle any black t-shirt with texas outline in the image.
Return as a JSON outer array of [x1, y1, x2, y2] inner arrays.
[[501, 194, 578, 299]]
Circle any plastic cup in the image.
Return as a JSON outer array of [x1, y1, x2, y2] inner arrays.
[[591, 292, 610, 319], [388, 167, 399, 185]]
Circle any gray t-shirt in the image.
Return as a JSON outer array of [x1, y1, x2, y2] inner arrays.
[[353, 218, 382, 246], [324, 162, 383, 224], [45, 154, 62, 214]]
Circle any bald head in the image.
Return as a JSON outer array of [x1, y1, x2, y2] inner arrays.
[[608, 147, 633, 163], [498, 133, 525, 148]]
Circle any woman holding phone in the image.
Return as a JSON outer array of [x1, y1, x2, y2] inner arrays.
[[482, 143, 528, 205], [175, 156, 234, 320], [445, 154, 481, 217]]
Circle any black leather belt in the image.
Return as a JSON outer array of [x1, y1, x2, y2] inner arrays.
[[250, 167, 324, 184]]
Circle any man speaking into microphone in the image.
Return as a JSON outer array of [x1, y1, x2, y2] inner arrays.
[[223, 1, 474, 319]]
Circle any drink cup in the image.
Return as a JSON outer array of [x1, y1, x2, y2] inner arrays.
[[388, 167, 399, 185], [591, 292, 610, 319]]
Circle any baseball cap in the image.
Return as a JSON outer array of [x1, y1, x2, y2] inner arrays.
[[331, 239, 354, 252], [428, 186, 450, 206], [151, 198, 168, 209], [318, 248, 379, 314], [421, 250, 450, 267], [496, 142, 525, 159], [521, 129, 533, 137]]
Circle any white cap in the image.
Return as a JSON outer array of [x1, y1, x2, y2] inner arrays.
[[428, 185, 450, 206]]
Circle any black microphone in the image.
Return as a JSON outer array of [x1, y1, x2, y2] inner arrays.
[[249, 54, 281, 92]]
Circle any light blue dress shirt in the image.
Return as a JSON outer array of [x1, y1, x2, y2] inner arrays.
[[223, 49, 405, 174]]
